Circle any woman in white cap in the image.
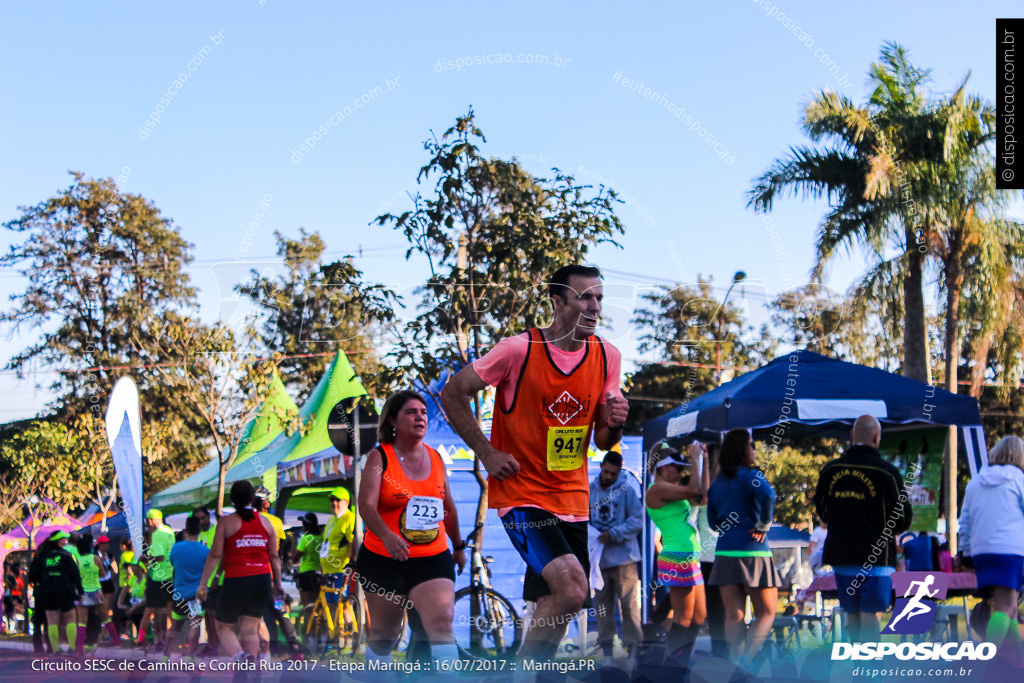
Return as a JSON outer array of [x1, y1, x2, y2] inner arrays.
[[646, 441, 709, 672], [357, 390, 466, 666]]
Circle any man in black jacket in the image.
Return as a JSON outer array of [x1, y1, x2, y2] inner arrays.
[[813, 415, 912, 641]]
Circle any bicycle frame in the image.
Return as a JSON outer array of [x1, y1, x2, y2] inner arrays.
[[304, 573, 361, 655]]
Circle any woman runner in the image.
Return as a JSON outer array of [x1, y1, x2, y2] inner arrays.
[[74, 534, 120, 654], [291, 512, 322, 608], [958, 435, 1024, 650], [357, 390, 466, 665], [197, 480, 285, 669]]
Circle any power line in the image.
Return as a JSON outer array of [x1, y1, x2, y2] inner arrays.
[[0, 245, 409, 273], [0, 350, 364, 377]]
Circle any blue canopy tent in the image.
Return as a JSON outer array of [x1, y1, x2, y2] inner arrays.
[[641, 350, 985, 603], [644, 350, 982, 449]]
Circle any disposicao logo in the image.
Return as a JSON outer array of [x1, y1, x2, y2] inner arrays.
[[831, 572, 996, 662], [831, 642, 996, 661], [885, 571, 949, 635]]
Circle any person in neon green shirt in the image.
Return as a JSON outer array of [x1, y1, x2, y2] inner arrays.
[[116, 559, 147, 639], [646, 442, 709, 671], [74, 535, 120, 653], [321, 488, 356, 574], [193, 506, 217, 549], [291, 513, 323, 607], [320, 488, 356, 608], [141, 509, 175, 652]]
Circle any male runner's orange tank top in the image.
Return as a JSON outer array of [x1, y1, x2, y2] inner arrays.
[[488, 328, 607, 517], [363, 444, 449, 558]]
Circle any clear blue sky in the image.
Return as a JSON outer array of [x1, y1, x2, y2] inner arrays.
[[1, 1, 1020, 420]]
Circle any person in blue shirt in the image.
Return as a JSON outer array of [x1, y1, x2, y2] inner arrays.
[[901, 531, 939, 571], [164, 515, 210, 655], [707, 428, 779, 669]]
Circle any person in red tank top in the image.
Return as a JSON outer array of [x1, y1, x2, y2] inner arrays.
[[197, 480, 284, 666], [441, 265, 630, 661], [357, 390, 465, 667]]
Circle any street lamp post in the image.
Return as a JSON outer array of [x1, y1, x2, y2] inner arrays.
[[715, 271, 746, 385]]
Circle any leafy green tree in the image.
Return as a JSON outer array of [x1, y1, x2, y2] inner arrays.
[[376, 107, 625, 380], [1, 172, 210, 491], [144, 319, 303, 515], [963, 265, 1024, 398], [0, 472, 44, 550], [1, 171, 197, 417], [235, 229, 400, 401], [627, 278, 775, 433], [769, 284, 848, 356], [769, 283, 911, 372], [0, 419, 106, 513], [376, 107, 626, 541], [756, 444, 834, 529]]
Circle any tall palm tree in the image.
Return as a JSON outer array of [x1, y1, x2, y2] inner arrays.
[[748, 43, 935, 381], [752, 43, 1022, 552]]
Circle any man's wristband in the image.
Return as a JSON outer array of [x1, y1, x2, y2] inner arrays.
[[452, 541, 466, 552]]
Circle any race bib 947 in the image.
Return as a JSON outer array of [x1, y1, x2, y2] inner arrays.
[[546, 425, 588, 471]]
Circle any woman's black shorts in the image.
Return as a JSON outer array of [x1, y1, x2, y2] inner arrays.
[[216, 574, 272, 624], [355, 547, 454, 600], [296, 571, 321, 594]]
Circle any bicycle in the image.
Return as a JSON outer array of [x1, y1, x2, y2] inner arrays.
[[300, 570, 363, 657], [451, 523, 523, 659]]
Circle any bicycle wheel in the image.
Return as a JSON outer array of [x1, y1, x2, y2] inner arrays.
[[301, 604, 329, 656], [453, 586, 522, 659], [337, 594, 363, 656]]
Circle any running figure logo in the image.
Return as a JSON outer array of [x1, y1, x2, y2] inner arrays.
[[884, 572, 950, 635]]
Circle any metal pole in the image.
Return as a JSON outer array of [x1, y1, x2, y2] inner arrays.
[[716, 272, 746, 385], [352, 404, 366, 651], [353, 406, 363, 551], [945, 425, 958, 554]]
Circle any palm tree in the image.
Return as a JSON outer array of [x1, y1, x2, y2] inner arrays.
[[749, 43, 936, 381], [752, 43, 1023, 552]]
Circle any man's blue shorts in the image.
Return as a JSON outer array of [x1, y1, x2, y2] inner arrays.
[[500, 507, 590, 602], [835, 572, 893, 614]]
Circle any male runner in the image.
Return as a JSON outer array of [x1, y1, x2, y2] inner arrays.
[[442, 264, 629, 659]]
